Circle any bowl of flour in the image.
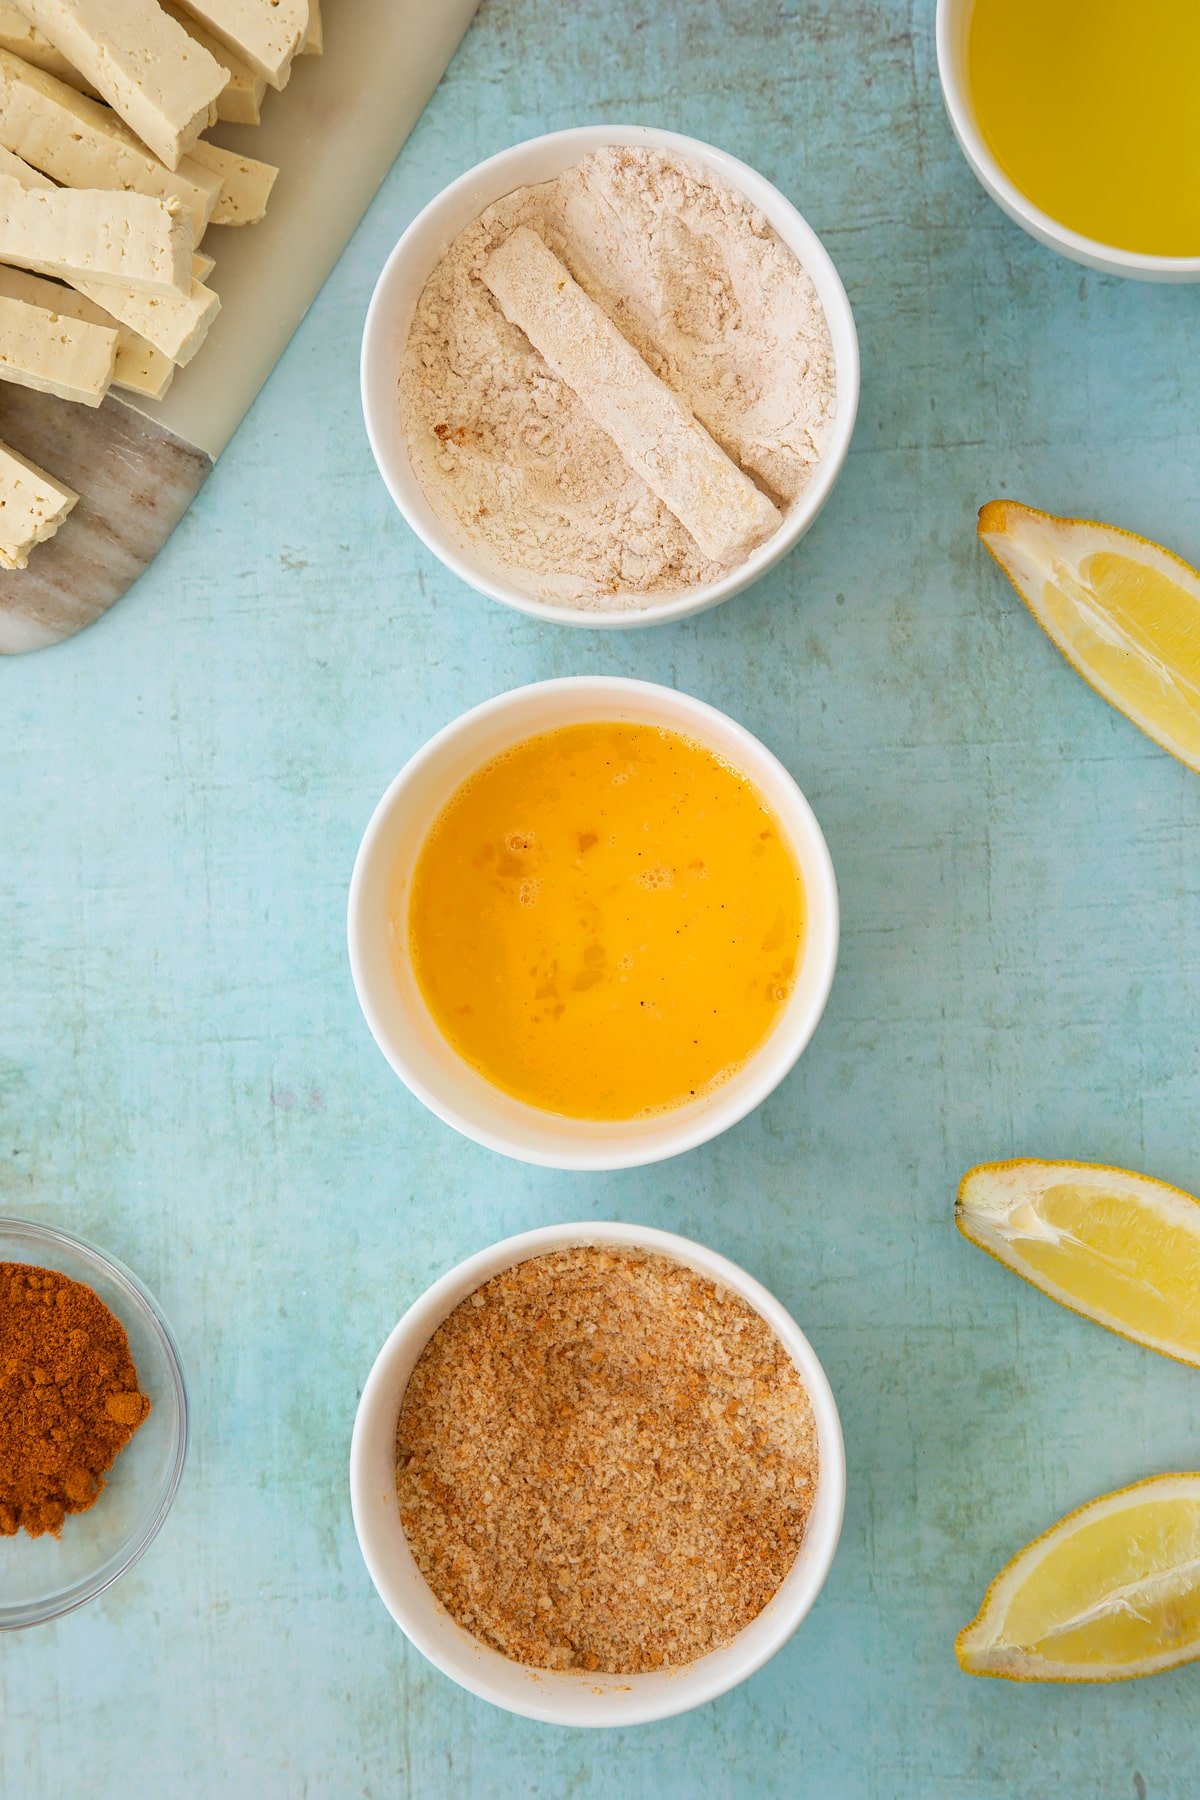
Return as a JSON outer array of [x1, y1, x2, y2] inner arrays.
[[363, 126, 859, 628]]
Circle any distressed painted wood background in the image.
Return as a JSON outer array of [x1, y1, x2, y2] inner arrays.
[[2, 1, 1199, 1793]]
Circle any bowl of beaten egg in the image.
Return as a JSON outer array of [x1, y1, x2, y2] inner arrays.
[[348, 678, 838, 1169]]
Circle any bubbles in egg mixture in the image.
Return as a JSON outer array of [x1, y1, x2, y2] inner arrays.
[[637, 864, 675, 891]]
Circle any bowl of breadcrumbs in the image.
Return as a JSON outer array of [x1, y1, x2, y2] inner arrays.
[[350, 1221, 844, 1726]]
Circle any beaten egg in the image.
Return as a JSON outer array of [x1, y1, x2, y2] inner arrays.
[[399, 721, 805, 1120]]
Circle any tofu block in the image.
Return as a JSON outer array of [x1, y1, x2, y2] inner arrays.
[[161, 0, 264, 125], [173, 0, 308, 91], [186, 138, 276, 225], [192, 247, 214, 280], [71, 268, 219, 366], [0, 138, 40, 184], [0, 147, 212, 363], [111, 326, 174, 395], [14, 0, 228, 168], [0, 49, 220, 238], [300, 0, 320, 55], [0, 176, 193, 294], [0, 286, 116, 401], [483, 228, 783, 567], [0, 262, 173, 396], [0, 0, 96, 93], [0, 436, 76, 568]]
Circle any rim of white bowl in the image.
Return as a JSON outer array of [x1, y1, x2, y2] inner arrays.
[[0, 1217, 189, 1630], [346, 677, 840, 1170], [349, 1220, 847, 1726], [361, 123, 861, 626], [935, 0, 1200, 282]]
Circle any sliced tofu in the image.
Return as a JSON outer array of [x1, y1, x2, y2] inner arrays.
[[160, 0, 264, 125], [173, 0, 309, 91], [0, 262, 173, 397], [0, 145, 214, 363], [0, 175, 193, 294], [0, 49, 220, 239], [106, 319, 175, 395], [0, 0, 97, 93], [0, 436, 76, 567], [0, 138, 41, 184], [300, 0, 321, 55], [0, 286, 116, 402], [187, 138, 276, 225], [14, 0, 228, 169], [71, 269, 219, 366]]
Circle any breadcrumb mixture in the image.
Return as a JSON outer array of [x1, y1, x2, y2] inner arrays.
[[395, 1246, 819, 1673]]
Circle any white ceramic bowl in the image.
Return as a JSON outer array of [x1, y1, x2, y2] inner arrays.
[[347, 677, 839, 1170], [936, 0, 1200, 282], [361, 124, 860, 627], [350, 1220, 845, 1727]]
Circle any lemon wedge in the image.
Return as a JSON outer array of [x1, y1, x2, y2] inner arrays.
[[978, 500, 1200, 772], [957, 1159, 1200, 1369], [957, 1474, 1200, 1682]]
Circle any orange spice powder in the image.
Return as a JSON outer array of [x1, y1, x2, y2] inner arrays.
[[0, 1263, 151, 1538]]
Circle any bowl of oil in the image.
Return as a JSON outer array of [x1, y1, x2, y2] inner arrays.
[[347, 678, 839, 1170], [937, 0, 1200, 280]]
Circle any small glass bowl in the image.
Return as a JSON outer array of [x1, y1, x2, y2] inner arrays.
[[0, 1218, 188, 1630]]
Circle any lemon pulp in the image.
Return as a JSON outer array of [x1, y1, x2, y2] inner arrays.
[[958, 1159, 1200, 1368], [958, 1475, 1200, 1680], [978, 501, 1200, 773]]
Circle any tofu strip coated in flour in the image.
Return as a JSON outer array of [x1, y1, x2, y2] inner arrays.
[[483, 227, 783, 567]]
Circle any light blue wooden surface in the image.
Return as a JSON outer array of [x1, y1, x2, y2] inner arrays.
[[3, 1, 1199, 1793]]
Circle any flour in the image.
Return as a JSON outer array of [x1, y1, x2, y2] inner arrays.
[[399, 147, 837, 612]]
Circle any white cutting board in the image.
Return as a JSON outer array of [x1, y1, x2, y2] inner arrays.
[[0, 0, 480, 654]]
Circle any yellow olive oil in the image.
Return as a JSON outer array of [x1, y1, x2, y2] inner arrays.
[[967, 0, 1200, 256]]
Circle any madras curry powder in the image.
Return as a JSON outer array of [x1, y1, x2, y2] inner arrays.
[[0, 1262, 151, 1538]]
